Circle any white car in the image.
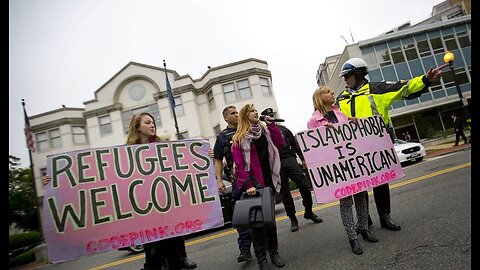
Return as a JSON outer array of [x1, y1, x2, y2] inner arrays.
[[394, 139, 426, 164]]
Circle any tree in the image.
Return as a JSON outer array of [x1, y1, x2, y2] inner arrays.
[[9, 155, 39, 232]]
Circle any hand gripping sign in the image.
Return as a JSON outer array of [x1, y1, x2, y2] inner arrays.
[[296, 116, 405, 204]]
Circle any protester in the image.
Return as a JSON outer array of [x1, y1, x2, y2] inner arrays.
[[452, 112, 468, 146], [260, 107, 322, 232], [231, 103, 286, 269], [44, 112, 197, 270], [307, 85, 377, 255], [213, 105, 253, 263], [337, 57, 444, 232]]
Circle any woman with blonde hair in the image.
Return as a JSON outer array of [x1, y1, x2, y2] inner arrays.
[[307, 86, 378, 255], [231, 103, 286, 269]]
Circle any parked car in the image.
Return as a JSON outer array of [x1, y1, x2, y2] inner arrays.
[[119, 177, 234, 254], [394, 138, 426, 164]]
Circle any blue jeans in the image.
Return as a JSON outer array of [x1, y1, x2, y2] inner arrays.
[[232, 182, 253, 251]]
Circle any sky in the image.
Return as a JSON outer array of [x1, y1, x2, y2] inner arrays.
[[10, 0, 444, 168]]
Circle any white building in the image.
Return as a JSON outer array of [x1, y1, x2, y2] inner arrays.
[[29, 58, 280, 221]]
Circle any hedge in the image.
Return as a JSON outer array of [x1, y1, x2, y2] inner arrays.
[[9, 231, 42, 251]]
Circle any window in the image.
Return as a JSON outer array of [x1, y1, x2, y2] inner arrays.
[[50, 129, 62, 148], [374, 44, 391, 67], [213, 124, 221, 135], [390, 46, 405, 64], [237, 79, 252, 99], [429, 37, 443, 54], [72, 126, 87, 144], [36, 132, 48, 152], [457, 31, 470, 48], [174, 96, 184, 116], [99, 115, 112, 135], [417, 40, 431, 57], [223, 83, 237, 103], [207, 91, 216, 111], [441, 69, 456, 88], [404, 43, 418, 61], [260, 77, 272, 96], [443, 34, 458, 51], [122, 104, 161, 134], [35, 128, 62, 151], [222, 79, 252, 102]]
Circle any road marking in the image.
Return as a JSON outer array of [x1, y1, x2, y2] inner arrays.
[[89, 161, 471, 270]]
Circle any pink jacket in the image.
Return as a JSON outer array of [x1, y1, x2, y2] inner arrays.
[[307, 107, 349, 129], [231, 123, 285, 191]]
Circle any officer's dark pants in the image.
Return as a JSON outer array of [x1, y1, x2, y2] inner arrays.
[[279, 155, 313, 218], [231, 183, 253, 252], [143, 237, 183, 270]]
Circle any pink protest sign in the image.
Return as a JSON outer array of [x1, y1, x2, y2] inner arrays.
[[42, 139, 223, 263], [296, 116, 405, 204]]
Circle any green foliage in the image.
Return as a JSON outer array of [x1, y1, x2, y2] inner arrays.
[[9, 155, 40, 231], [9, 246, 36, 268], [288, 180, 298, 191], [9, 231, 42, 251]]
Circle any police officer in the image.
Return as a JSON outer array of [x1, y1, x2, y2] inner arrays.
[[260, 108, 322, 232], [337, 57, 444, 231], [213, 105, 253, 263]]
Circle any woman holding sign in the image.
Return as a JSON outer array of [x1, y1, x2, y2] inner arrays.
[[231, 103, 286, 269], [43, 112, 197, 270], [307, 86, 378, 255]]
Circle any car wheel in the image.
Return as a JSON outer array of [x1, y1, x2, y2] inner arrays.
[[128, 244, 144, 254], [416, 157, 424, 162]]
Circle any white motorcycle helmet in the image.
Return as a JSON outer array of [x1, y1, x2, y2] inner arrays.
[[339, 58, 368, 78]]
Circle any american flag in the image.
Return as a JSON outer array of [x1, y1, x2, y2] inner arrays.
[[22, 100, 35, 153]]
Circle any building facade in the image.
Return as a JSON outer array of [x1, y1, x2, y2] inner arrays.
[[29, 58, 280, 221], [316, 0, 471, 142]]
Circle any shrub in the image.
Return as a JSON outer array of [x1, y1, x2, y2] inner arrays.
[[288, 180, 298, 191], [9, 231, 42, 251], [9, 246, 36, 268]]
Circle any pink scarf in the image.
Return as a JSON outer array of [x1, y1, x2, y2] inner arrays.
[[240, 123, 281, 193]]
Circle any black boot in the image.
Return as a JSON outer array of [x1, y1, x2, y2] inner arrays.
[[380, 215, 401, 231], [259, 260, 273, 270], [180, 256, 197, 269], [304, 210, 323, 223], [252, 227, 271, 270], [368, 215, 373, 227], [269, 252, 286, 268], [237, 249, 253, 263], [349, 239, 363, 255], [359, 229, 378, 242], [289, 215, 299, 232]]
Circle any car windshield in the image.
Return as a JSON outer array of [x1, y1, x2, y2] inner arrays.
[[394, 139, 408, 145]]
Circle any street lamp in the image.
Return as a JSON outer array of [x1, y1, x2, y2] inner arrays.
[[443, 51, 471, 126]]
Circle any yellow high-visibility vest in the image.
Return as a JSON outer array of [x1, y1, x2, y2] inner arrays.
[[337, 75, 430, 126]]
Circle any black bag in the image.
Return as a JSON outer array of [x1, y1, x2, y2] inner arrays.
[[231, 177, 276, 228]]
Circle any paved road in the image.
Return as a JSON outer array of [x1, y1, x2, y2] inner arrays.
[[31, 148, 471, 270]]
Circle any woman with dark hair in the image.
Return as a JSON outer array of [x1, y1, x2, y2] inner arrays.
[[231, 103, 286, 270]]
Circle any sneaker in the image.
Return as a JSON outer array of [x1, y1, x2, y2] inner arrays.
[[237, 249, 252, 263]]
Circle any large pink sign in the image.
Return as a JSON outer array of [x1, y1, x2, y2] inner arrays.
[[43, 139, 223, 263], [296, 116, 405, 204]]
